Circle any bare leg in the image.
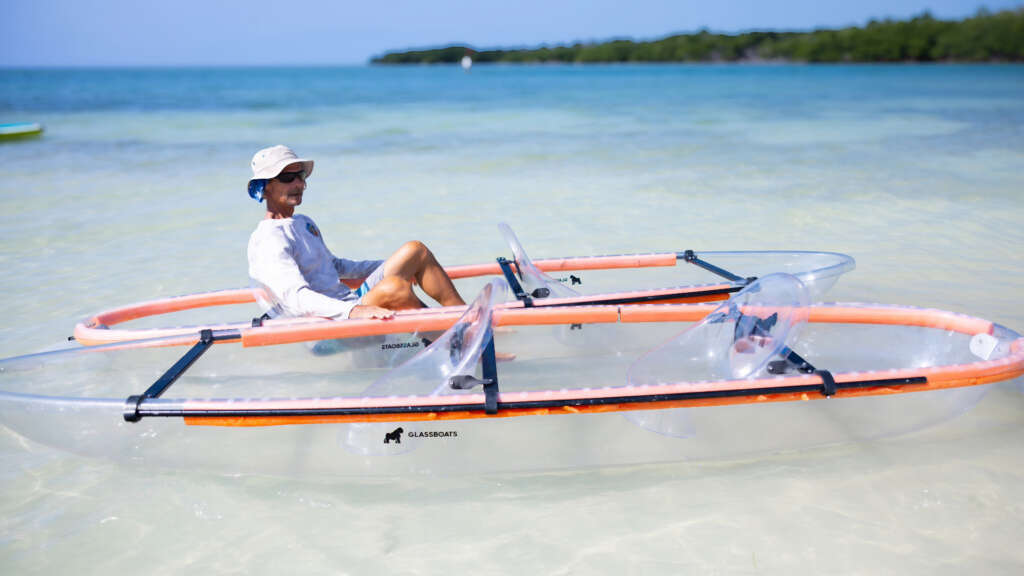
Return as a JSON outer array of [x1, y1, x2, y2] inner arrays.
[[362, 248, 513, 360], [379, 241, 465, 307], [360, 276, 426, 310]]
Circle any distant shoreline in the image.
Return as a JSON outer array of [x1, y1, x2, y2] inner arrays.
[[372, 9, 1024, 65], [366, 60, 1024, 67]]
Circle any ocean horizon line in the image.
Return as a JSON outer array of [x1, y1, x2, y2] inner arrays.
[[4, 61, 1024, 72]]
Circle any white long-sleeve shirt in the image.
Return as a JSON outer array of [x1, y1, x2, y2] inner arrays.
[[247, 214, 383, 319]]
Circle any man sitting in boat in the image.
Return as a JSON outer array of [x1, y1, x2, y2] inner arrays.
[[246, 145, 466, 320]]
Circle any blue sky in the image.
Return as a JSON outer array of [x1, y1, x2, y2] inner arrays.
[[1, 0, 1019, 66]]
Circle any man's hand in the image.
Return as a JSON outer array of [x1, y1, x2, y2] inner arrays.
[[349, 305, 395, 320]]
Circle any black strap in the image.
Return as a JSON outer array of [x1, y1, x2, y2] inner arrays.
[[817, 370, 837, 397], [768, 347, 836, 397]]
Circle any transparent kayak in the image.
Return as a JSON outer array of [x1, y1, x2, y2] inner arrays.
[[73, 223, 856, 345], [2, 274, 1021, 477]]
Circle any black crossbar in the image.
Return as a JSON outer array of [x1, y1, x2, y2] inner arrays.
[[497, 257, 532, 306], [679, 250, 747, 283], [124, 329, 239, 422]]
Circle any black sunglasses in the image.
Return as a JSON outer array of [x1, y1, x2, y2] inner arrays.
[[275, 170, 307, 184]]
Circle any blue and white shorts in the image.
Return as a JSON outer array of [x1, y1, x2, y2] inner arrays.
[[354, 264, 386, 301]]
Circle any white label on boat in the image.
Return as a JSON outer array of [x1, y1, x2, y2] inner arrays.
[[970, 333, 999, 360]]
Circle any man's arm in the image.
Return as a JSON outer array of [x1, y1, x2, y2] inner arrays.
[[334, 258, 385, 281]]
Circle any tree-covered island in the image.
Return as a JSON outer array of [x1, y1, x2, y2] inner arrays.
[[371, 8, 1023, 64]]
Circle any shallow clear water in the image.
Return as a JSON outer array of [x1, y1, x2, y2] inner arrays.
[[1, 64, 1023, 573]]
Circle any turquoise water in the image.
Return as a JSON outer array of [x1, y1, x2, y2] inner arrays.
[[2, 65, 1024, 573]]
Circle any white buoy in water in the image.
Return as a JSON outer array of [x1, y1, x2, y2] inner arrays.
[[461, 55, 472, 71]]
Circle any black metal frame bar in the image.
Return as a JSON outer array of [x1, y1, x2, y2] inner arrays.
[[679, 250, 749, 283], [123, 329, 240, 422], [540, 285, 742, 307], [497, 257, 532, 306], [130, 376, 927, 420]]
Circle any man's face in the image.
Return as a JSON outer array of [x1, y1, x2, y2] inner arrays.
[[264, 162, 307, 210]]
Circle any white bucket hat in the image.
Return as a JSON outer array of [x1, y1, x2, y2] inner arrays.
[[249, 145, 314, 182]]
